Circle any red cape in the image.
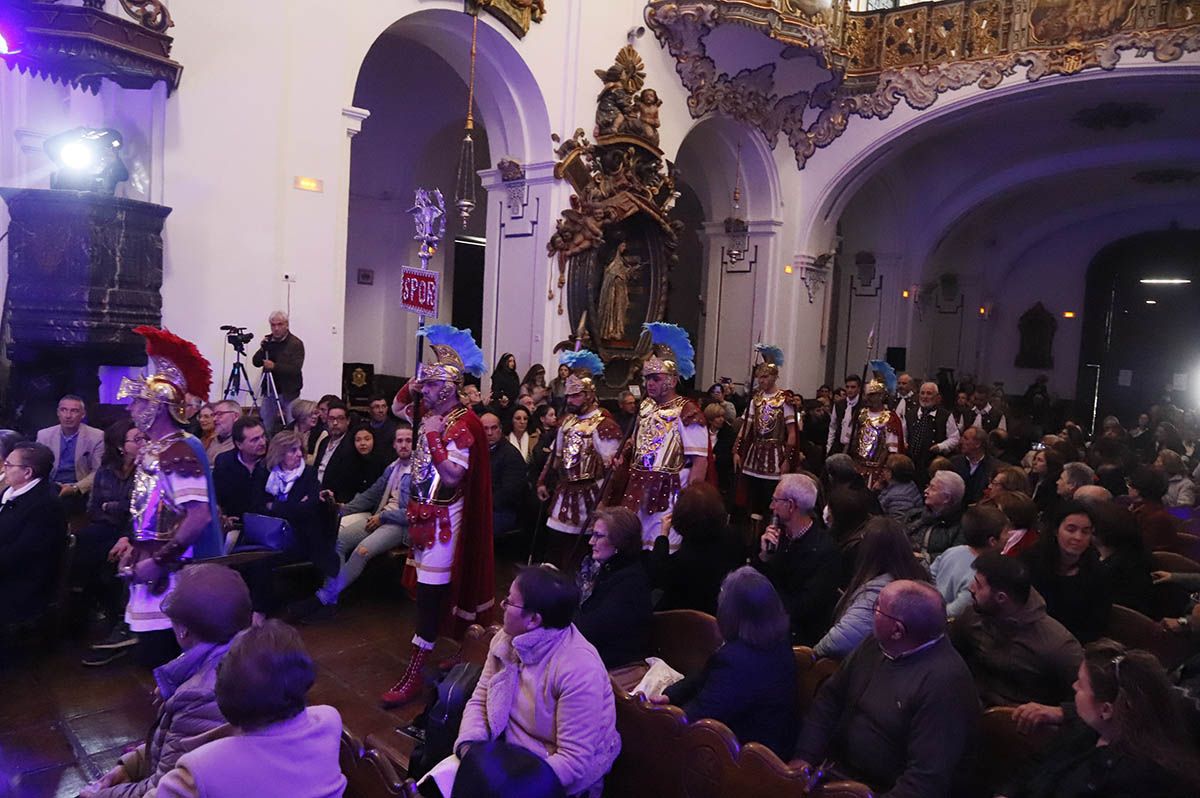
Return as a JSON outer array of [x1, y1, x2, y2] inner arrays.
[[396, 384, 495, 634]]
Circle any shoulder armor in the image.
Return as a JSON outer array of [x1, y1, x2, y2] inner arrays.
[[160, 440, 204, 477], [680, 399, 706, 427]]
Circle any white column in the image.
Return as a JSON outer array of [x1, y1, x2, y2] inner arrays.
[[478, 160, 565, 392]]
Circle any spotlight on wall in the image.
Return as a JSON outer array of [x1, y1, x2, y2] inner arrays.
[[0, 28, 17, 56], [1146, 300, 1158, 305], [44, 127, 130, 194], [1062, 311, 1076, 318], [902, 289, 910, 299], [1139, 278, 1191, 285]]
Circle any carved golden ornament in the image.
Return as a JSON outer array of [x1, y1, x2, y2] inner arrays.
[[117, 0, 173, 33], [474, 0, 547, 39]]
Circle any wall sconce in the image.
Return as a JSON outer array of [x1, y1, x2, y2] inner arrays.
[[796, 253, 831, 304]]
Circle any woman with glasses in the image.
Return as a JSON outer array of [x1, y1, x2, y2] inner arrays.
[[997, 640, 1200, 798], [418, 565, 620, 798], [575, 507, 652, 669]]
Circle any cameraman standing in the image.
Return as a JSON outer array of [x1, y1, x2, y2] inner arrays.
[[252, 310, 305, 430]]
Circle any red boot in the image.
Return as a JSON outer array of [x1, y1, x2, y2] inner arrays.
[[380, 645, 430, 708]]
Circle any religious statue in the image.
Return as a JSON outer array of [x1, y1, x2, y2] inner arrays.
[[1016, 302, 1057, 369], [597, 242, 640, 341]]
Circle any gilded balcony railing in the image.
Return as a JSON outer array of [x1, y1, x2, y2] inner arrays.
[[646, 0, 1200, 167]]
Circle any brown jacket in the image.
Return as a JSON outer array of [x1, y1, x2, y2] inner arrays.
[[950, 588, 1083, 707]]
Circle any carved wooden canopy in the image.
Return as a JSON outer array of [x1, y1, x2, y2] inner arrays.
[[646, 0, 1200, 169], [0, 1, 181, 95]]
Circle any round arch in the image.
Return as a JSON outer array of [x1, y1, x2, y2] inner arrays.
[[796, 63, 1200, 257]]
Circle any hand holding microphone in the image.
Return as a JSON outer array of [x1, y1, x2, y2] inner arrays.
[[761, 514, 782, 557]]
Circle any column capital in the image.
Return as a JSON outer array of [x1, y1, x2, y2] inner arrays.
[[342, 106, 371, 138]]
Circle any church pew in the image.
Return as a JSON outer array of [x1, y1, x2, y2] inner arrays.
[[973, 706, 1058, 793], [1151, 550, 1200, 573], [340, 728, 414, 798], [1105, 603, 1195, 670]]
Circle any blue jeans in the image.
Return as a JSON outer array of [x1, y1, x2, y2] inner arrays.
[[316, 512, 408, 604]]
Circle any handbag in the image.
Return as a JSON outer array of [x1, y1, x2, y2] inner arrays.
[[235, 513, 295, 553]]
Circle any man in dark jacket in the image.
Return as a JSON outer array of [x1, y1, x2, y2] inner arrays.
[[313, 401, 360, 503], [251, 310, 304, 427], [909, 470, 966, 563], [753, 473, 841, 644], [949, 551, 1083, 708], [950, 426, 1003, 506], [212, 416, 268, 524], [795, 580, 980, 797], [0, 441, 68, 627], [902, 381, 960, 484], [480, 413, 527, 536]]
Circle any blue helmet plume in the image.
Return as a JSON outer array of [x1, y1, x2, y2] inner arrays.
[[419, 324, 486, 377], [755, 343, 784, 367], [643, 322, 696, 380], [869, 359, 897, 394], [560, 349, 605, 376]]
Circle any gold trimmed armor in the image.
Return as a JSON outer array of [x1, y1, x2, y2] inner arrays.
[[737, 390, 795, 479], [850, 407, 905, 490], [541, 408, 622, 534]]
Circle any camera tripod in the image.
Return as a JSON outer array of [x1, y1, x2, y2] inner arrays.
[[223, 353, 259, 408], [258, 369, 286, 432]]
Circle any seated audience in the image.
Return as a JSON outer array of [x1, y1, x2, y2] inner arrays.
[[0, 441, 68, 627], [37, 394, 105, 506], [576, 507, 652, 669], [283, 398, 320, 464], [1156, 449, 1196, 508], [813, 517, 929, 659], [931, 505, 1006, 617], [312, 401, 360, 502], [877, 454, 925, 524], [823, 453, 882, 517], [480, 413, 527, 536], [1091, 503, 1156, 618], [1126, 466, 1183, 551], [350, 427, 390, 494], [826, 484, 879, 582], [205, 400, 242, 465], [648, 482, 741, 615], [244, 431, 337, 619], [74, 420, 143, 656], [1057, 461, 1097, 501], [990, 491, 1040, 557], [984, 466, 1031, 502], [152, 620, 346, 798], [451, 740, 566, 798], [1073, 484, 1113, 508], [659, 566, 798, 759], [422, 566, 620, 798], [80, 565, 252, 798], [212, 416, 268, 524], [364, 395, 397, 459], [795, 580, 980, 796], [1028, 448, 1065, 517], [294, 424, 413, 620], [909, 470, 966, 562], [754, 473, 841, 645], [506, 406, 534, 463], [950, 551, 1082, 707], [950, 427, 1003, 506], [998, 640, 1200, 798], [196, 403, 216, 450], [1023, 502, 1111, 644]]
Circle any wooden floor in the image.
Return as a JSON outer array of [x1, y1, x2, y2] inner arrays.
[[0, 552, 527, 798]]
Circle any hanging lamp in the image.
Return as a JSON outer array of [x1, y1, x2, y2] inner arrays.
[[724, 143, 748, 263], [453, 4, 482, 228]]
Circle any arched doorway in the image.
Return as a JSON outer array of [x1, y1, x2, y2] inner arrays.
[[1079, 229, 1200, 429], [345, 9, 552, 387], [673, 116, 781, 388]]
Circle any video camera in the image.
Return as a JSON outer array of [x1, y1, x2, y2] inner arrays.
[[220, 325, 254, 354]]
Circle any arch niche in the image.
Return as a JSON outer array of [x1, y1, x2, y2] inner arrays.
[[672, 116, 781, 389], [344, 8, 552, 385]]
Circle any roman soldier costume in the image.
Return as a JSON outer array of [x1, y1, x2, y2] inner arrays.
[[382, 324, 493, 707], [849, 378, 906, 490], [117, 327, 224, 632], [539, 350, 622, 533], [607, 323, 708, 551], [734, 344, 798, 515]]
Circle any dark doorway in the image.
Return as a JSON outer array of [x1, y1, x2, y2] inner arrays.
[[1078, 229, 1200, 430], [451, 238, 485, 338]]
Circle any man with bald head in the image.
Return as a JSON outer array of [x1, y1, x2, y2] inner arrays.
[[795, 580, 980, 797], [902, 381, 959, 484], [481, 413, 527, 536]]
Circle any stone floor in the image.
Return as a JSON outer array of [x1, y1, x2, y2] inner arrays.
[[0, 553, 526, 798]]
